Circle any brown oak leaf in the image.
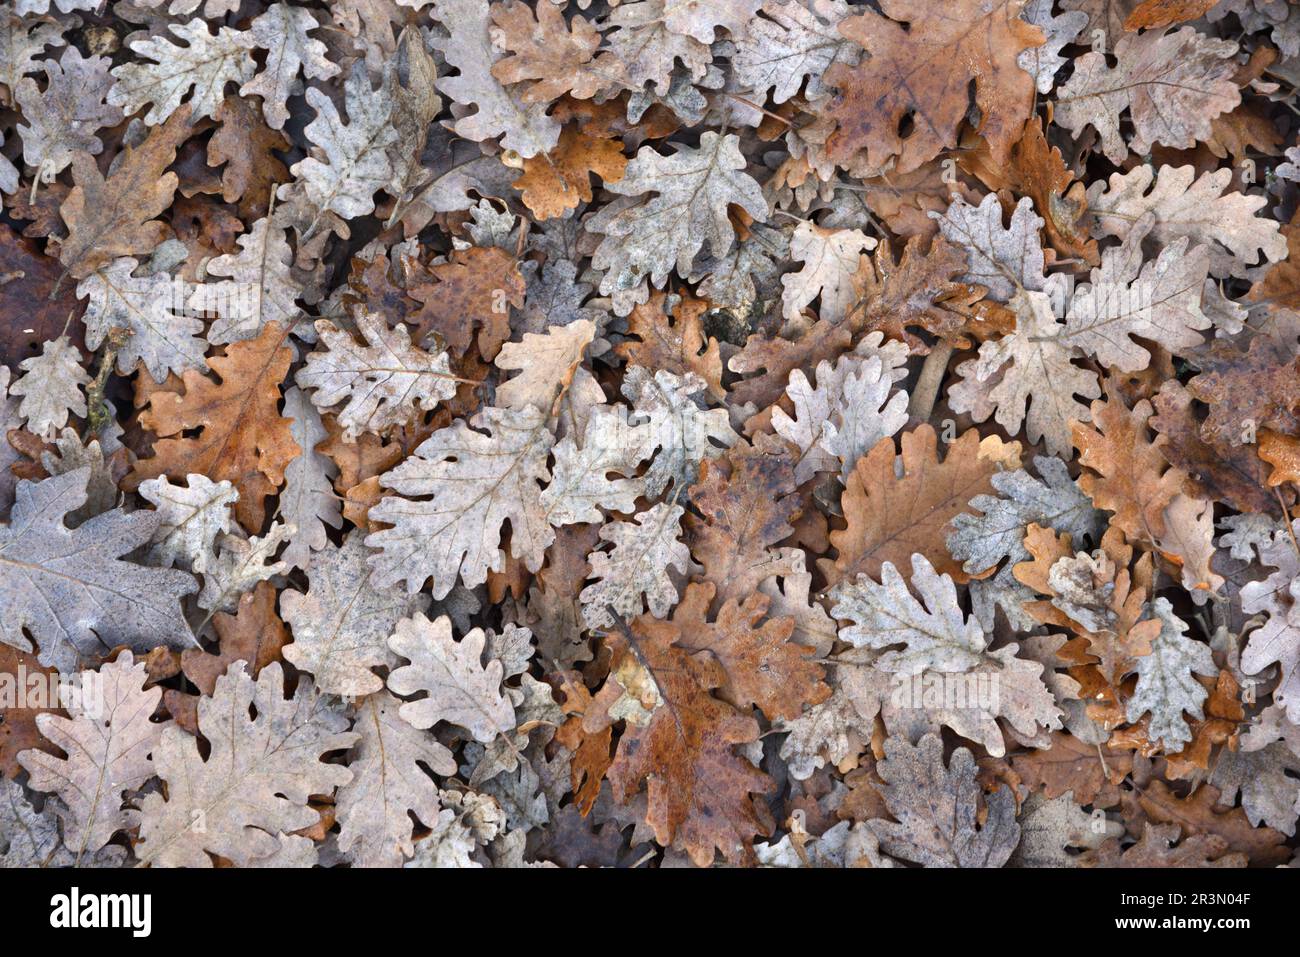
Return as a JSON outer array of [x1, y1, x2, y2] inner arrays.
[[408, 246, 526, 361], [513, 124, 627, 221], [128, 323, 299, 531], [589, 613, 773, 866], [671, 582, 828, 723], [823, 0, 1044, 172], [57, 106, 193, 280], [162, 580, 288, 733], [1072, 392, 1188, 544], [685, 433, 801, 607], [616, 291, 723, 401], [822, 424, 1021, 586]]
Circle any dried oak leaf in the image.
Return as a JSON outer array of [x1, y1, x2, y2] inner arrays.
[[282, 532, 430, 698], [552, 670, 612, 814], [76, 258, 208, 385], [1150, 379, 1275, 513], [1127, 780, 1289, 866], [164, 580, 287, 733], [1152, 492, 1224, 600], [1218, 100, 1281, 169], [948, 456, 1102, 580], [593, 609, 772, 867], [1071, 392, 1188, 544], [386, 613, 516, 743], [385, 25, 444, 224], [588, 131, 767, 306], [196, 521, 291, 614], [1060, 213, 1211, 372], [1124, 0, 1219, 29], [1086, 164, 1287, 279], [933, 193, 1048, 303], [0, 12, 68, 104], [728, 235, 972, 409], [18, 653, 161, 860], [1259, 429, 1300, 488], [615, 292, 724, 402], [1017, 0, 1087, 95], [0, 468, 197, 673], [733, 0, 861, 106], [541, 403, 653, 529], [831, 554, 988, 675], [408, 246, 526, 361], [10, 335, 87, 440], [277, 63, 397, 234], [14, 47, 122, 185], [0, 643, 63, 779], [958, 118, 1097, 265], [137, 473, 238, 572], [489, 0, 625, 103], [843, 160, 981, 243], [129, 323, 300, 532], [1123, 598, 1217, 750], [671, 581, 828, 723], [298, 312, 456, 440], [770, 344, 910, 483], [1240, 527, 1300, 723], [189, 215, 300, 345], [0, 224, 84, 367], [238, 3, 338, 131], [135, 662, 356, 868], [1247, 211, 1300, 311], [622, 365, 739, 499], [579, 502, 692, 631], [1011, 732, 1133, 807], [107, 18, 255, 125], [1014, 524, 1158, 699], [781, 222, 876, 324], [685, 433, 801, 609], [1185, 334, 1300, 448], [601, 1, 712, 97], [494, 319, 597, 416], [206, 94, 288, 219], [822, 424, 1020, 586], [1080, 822, 1246, 868], [513, 124, 628, 221], [950, 286, 1101, 459], [57, 106, 193, 280], [336, 690, 456, 868], [366, 405, 554, 599], [823, 0, 1045, 173], [867, 733, 1020, 868], [1209, 742, 1300, 835], [425, 0, 556, 160], [1055, 27, 1239, 164], [863, 235, 998, 348], [279, 385, 342, 570]]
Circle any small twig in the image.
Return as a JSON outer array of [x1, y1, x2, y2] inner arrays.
[[720, 91, 791, 127], [906, 341, 954, 426], [1277, 486, 1300, 559], [83, 326, 128, 439]]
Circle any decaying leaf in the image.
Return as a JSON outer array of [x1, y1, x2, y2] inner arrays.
[[868, 733, 1021, 867], [0, 469, 196, 673], [136, 662, 356, 867], [130, 323, 299, 531]]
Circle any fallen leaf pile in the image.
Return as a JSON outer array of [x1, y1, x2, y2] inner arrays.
[[3, 0, 1300, 870]]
